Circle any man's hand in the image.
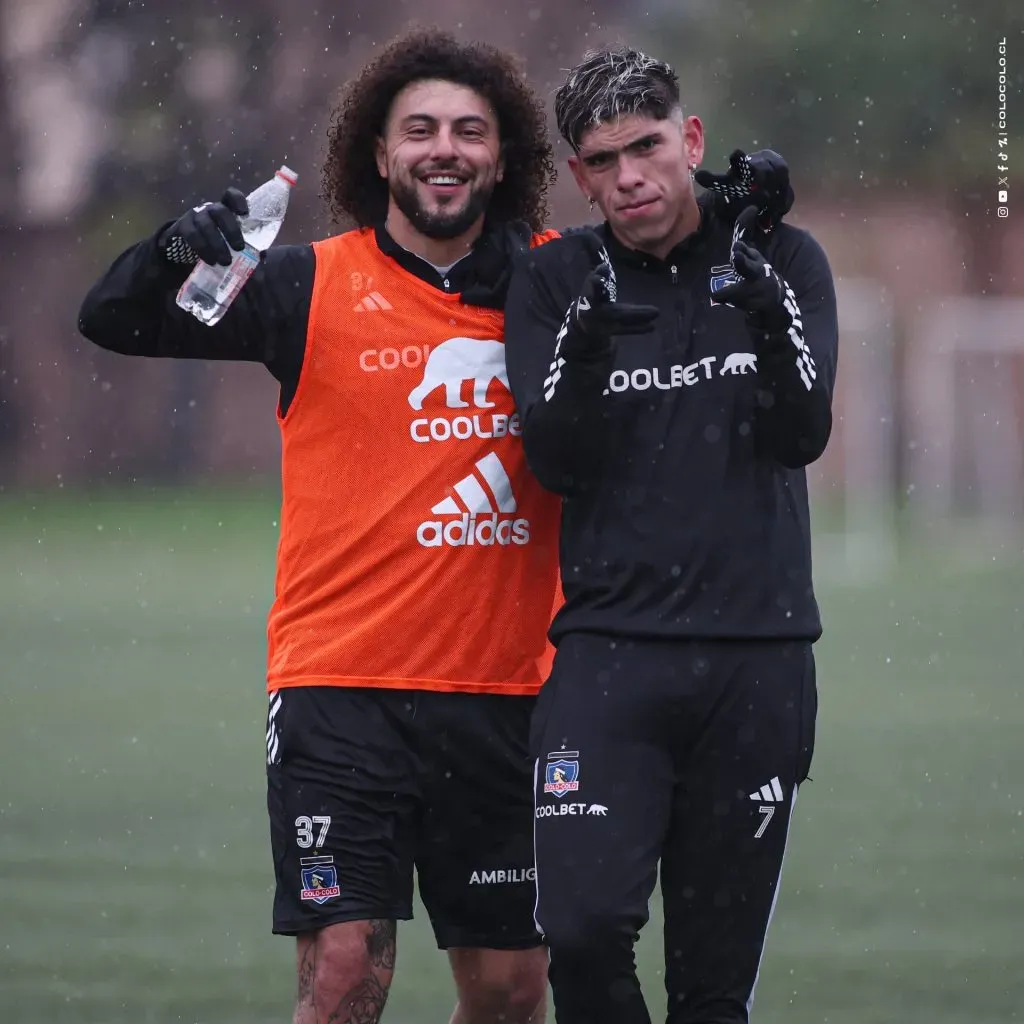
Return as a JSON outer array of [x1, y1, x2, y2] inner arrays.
[[542, 233, 659, 405], [695, 149, 794, 235], [569, 233, 659, 339], [713, 208, 823, 407], [159, 188, 249, 267], [712, 206, 796, 337]]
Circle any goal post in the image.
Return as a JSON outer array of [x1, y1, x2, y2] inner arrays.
[[905, 297, 1024, 539], [809, 277, 898, 582]]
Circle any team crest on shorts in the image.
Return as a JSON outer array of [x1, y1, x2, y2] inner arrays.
[[709, 263, 742, 303], [544, 751, 580, 797], [300, 856, 341, 904]]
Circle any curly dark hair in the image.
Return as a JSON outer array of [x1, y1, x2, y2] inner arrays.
[[320, 28, 554, 232]]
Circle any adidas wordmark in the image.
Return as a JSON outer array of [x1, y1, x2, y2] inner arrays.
[[417, 453, 531, 548]]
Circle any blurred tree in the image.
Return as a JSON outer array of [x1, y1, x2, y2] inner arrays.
[[648, 0, 1015, 192], [647, 0, 1020, 289]]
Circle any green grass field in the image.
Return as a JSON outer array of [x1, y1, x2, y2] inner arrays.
[[2, 488, 1023, 1024]]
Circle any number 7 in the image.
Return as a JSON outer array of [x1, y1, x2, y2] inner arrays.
[[754, 805, 775, 839], [313, 815, 331, 847], [309, 815, 329, 847]]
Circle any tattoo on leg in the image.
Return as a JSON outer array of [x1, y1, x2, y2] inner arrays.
[[365, 919, 397, 971], [327, 974, 389, 1024], [298, 940, 316, 1006]]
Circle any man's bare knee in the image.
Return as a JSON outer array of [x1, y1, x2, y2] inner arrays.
[[448, 946, 548, 1024], [292, 919, 397, 1024]]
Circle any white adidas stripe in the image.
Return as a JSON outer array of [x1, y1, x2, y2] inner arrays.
[[746, 784, 799, 1015], [429, 455, 518, 516], [454, 474, 493, 514], [266, 691, 282, 765], [475, 452, 516, 512], [431, 496, 462, 515], [749, 776, 786, 802], [352, 291, 393, 312], [544, 310, 571, 402]]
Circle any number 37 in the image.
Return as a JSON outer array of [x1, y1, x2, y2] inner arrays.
[[295, 815, 331, 849]]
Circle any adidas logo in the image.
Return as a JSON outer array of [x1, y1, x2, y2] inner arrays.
[[416, 453, 530, 548], [353, 291, 393, 312], [749, 777, 786, 803]]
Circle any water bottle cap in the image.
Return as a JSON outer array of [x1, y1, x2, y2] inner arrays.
[[276, 165, 298, 186]]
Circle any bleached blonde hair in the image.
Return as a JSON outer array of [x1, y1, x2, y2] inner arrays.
[[554, 47, 681, 151]]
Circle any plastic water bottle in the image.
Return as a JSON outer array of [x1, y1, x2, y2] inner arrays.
[[176, 165, 298, 326]]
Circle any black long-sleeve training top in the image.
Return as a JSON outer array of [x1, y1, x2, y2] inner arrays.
[[77, 219, 515, 414], [504, 197, 839, 644]]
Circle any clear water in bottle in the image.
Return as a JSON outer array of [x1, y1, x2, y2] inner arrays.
[[177, 165, 297, 326]]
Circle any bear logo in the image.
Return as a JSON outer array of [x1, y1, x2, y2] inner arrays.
[[407, 337, 509, 410], [719, 352, 757, 375]]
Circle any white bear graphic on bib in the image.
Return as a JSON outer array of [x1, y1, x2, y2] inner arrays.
[[407, 336, 510, 410]]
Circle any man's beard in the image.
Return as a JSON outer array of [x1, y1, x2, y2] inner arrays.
[[390, 174, 495, 240]]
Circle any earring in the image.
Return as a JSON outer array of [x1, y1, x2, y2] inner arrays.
[[588, 196, 596, 211], [688, 165, 695, 181]]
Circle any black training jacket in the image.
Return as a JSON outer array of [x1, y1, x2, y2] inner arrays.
[[504, 197, 839, 644]]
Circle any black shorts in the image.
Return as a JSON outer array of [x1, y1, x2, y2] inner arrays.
[[530, 635, 817, 1023], [266, 685, 540, 950]]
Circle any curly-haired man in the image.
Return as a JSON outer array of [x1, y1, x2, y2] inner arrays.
[[78, 28, 560, 1024]]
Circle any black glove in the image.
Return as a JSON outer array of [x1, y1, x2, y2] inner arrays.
[[566, 232, 660, 345], [711, 206, 796, 337], [695, 149, 794, 235], [158, 188, 249, 267], [460, 220, 532, 309]]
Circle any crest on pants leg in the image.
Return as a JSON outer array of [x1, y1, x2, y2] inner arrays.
[[544, 751, 580, 798]]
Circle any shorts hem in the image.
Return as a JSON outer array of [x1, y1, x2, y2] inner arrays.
[[265, 676, 542, 696], [273, 906, 413, 937], [433, 930, 544, 952]]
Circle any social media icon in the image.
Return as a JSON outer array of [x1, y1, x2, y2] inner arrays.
[[997, 207, 1009, 218], [998, 190, 1008, 202]]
